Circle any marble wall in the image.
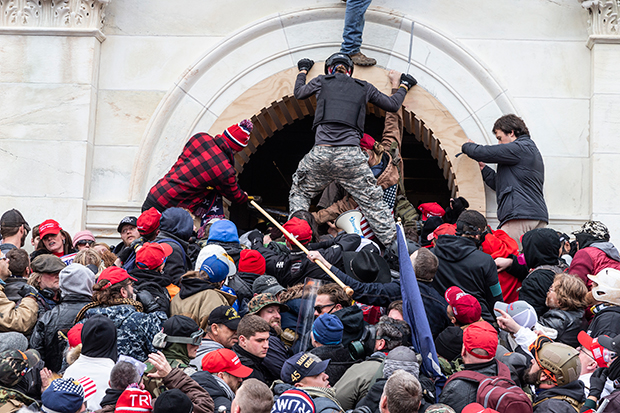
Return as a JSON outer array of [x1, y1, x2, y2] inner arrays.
[[0, 0, 615, 246]]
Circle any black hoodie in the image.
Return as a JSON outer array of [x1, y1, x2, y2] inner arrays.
[[333, 305, 366, 347], [532, 380, 586, 412], [432, 235, 503, 322], [156, 207, 194, 286], [518, 228, 563, 317]]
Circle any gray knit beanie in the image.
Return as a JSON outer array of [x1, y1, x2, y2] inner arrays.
[[59, 263, 96, 298], [383, 346, 420, 379]]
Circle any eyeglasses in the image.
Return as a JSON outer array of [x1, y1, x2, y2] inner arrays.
[[76, 240, 95, 246], [579, 347, 597, 363], [314, 303, 336, 314]]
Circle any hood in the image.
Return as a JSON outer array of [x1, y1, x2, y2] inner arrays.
[[590, 242, 620, 262], [433, 235, 478, 262], [100, 388, 124, 407], [160, 207, 194, 241], [522, 228, 560, 268], [178, 277, 218, 299], [164, 342, 191, 366], [59, 263, 96, 299], [81, 314, 118, 362], [130, 267, 173, 288], [191, 371, 230, 399], [334, 305, 364, 336], [536, 380, 585, 403]]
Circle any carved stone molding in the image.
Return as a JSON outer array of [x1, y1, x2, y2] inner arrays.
[[0, 0, 109, 41], [580, 0, 620, 48]]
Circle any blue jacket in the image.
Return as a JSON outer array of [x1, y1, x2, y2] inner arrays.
[[462, 135, 548, 226]]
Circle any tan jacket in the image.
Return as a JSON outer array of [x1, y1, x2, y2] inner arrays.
[[0, 285, 38, 334], [170, 288, 236, 331]]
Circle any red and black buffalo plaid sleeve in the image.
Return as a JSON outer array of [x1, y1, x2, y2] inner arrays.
[[147, 133, 248, 212]]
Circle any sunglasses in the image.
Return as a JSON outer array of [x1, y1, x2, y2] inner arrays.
[[314, 303, 336, 314], [76, 240, 95, 246]]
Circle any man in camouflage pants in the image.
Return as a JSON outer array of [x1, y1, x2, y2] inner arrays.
[[290, 53, 417, 246]]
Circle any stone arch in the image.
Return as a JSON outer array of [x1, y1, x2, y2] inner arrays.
[[128, 5, 520, 213]]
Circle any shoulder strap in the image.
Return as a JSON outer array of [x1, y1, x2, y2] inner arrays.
[[532, 395, 580, 412], [368, 359, 386, 389], [444, 368, 489, 386], [158, 238, 187, 270], [495, 360, 512, 379]]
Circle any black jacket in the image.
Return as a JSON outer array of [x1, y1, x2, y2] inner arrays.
[[517, 228, 564, 317], [310, 344, 356, 386], [206, 240, 244, 268], [331, 266, 400, 307], [588, 305, 620, 338], [462, 135, 548, 226], [29, 293, 92, 372], [191, 371, 233, 413], [333, 305, 366, 347], [538, 309, 585, 348], [262, 329, 292, 384], [156, 231, 192, 286], [255, 233, 360, 287], [438, 359, 500, 412], [3, 277, 27, 302], [432, 235, 503, 322], [533, 380, 586, 413], [232, 343, 273, 385]]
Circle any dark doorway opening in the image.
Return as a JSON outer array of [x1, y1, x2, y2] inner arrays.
[[232, 113, 452, 228]]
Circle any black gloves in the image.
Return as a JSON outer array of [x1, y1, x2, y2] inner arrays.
[[589, 367, 608, 399], [298, 58, 314, 72], [400, 73, 417, 90], [136, 290, 159, 313], [18, 284, 39, 299]]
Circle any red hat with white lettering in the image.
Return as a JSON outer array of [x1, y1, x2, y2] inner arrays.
[[39, 219, 62, 238], [445, 286, 481, 325], [202, 348, 253, 378]]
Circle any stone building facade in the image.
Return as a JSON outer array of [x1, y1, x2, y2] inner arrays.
[[0, 1, 618, 245]]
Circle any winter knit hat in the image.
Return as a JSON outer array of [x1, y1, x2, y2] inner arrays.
[[272, 388, 316, 413], [239, 249, 266, 275], [312, 314, 343, 345], [207, 219, 239, 243], [153, 389, 191, 413], [59, 263, 97, 299], [223, 119, 253, 152], [115, 385, 152, 413], [72, 230, 95, 248], [0, 332, 28, 353], [383, 346, 420, 379]]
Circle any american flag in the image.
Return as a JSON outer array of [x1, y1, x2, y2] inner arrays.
[[358, 184, 398, 240]]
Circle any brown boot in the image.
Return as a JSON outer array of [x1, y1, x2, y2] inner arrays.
[[350, 52, 376, 66]]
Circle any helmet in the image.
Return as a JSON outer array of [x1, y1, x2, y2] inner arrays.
[[530, 336, 581, 386], [588, 268, 620, 305], [324, 53, 354, 76]]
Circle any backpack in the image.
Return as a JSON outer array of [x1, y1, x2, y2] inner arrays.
[[445, 360, 533, 413]]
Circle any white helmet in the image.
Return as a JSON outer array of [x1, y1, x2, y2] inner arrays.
[[588, 268, 620, 305]]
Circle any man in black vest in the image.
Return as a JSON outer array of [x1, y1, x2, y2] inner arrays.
[[289, 53, 416, 247]]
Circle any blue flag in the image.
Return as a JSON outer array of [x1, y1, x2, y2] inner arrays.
[[397, 223, 445, 398]]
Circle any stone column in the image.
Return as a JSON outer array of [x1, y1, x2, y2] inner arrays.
[[0, 0, 109, 233], [580, 1, 620, 238]]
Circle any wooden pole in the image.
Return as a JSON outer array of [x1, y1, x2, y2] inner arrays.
[[249, 200, 354, 297]]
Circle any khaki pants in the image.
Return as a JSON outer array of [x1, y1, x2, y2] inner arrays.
[[500, 219, 547, 251]]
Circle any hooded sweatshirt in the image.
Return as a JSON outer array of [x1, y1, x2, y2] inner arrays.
[[156, 207, 194, 285], [29, 263, 95, 372], [432, 235, 503, 322], [518, 228, 563, 317], [569, 235, 620, 288]]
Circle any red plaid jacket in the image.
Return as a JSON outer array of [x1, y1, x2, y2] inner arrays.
[[147, 133, 248, 212]]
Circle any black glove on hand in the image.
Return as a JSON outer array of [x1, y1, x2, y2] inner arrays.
[[298, 58, 314, 72], [18, 284, 38, 298], [400, 73, 417, 90], [246, 229, 264, 247], [589, 367, 608, 399], [136, 290, 159, 313]]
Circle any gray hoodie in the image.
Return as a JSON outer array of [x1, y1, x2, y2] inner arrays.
[[59, 263, 96, 298]]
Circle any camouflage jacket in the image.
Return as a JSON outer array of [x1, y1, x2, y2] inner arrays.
[[0, 386, 39, 413], [143, 361, 198, 399], [80, 302, 167, 362]]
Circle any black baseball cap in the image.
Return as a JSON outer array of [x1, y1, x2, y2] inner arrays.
[[117, 216, 138, 233], [0, 209, 30, 232], [598, 333, 620, 353], [208, 305, 241, 330]]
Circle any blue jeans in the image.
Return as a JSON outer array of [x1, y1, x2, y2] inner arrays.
[[340, 0, 373, 55]]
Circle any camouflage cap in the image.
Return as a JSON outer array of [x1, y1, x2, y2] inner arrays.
[[247, 293, 289, 315], [573, 220, 610, 241], [0, 349, 41, 387]]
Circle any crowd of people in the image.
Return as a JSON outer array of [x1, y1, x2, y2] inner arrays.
[[2, 40, 620, 413]]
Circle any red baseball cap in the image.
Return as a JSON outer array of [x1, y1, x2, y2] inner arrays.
[[202, 348, 253, 378], [136, 242, 173, 270], [238, 249, 266, 275], [445, 286, 482, 325], [283, 217, 312, 245], [463, 403, 499, 413], [137, 207, 161, 235], [428, 223, 457, 241], [578, 331, 612, 368], [418, 202, 445, 221], [97, 266, 136, 290], [67, 323, 83, 347], [39, 219, 62, 238], [463, 321, 498, 360]]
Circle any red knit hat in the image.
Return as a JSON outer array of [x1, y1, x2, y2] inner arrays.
[[67, 323, 83, 347], [223, 119, 253, 152], [137, 207, 161, 235], [115, 386, 152, 413], [283, 217, 312, 245], [238, 249, 266, 275]]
